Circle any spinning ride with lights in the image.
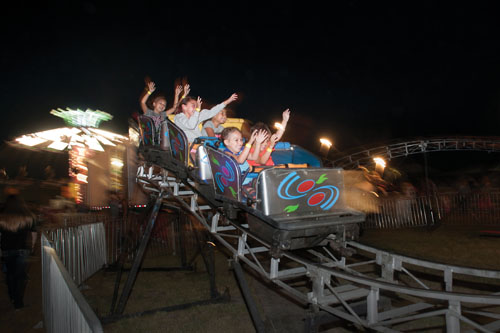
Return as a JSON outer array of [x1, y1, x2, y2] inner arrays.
[[12, 108, 128, 204]]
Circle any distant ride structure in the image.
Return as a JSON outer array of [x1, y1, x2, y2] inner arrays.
[[10, 108, 128, 205], [331, 136, 500, 169]]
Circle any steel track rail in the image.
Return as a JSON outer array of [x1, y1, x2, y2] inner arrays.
[[331, 136, 500, 169], [136, 161, 500, 332]]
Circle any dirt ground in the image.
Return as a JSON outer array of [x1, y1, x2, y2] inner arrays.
[[1, 223, 500, 332], [0, 239, 44, 333]]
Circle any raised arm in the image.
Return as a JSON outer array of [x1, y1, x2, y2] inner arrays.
[[248, 130, 269, 161], [198, 93, 236, 123], [183, 84, 191, 100], [174, 97, 204, 130], [140, 81, 156, 114], [229, 130, 257, 164], [223, 93, 238, 106], [166, 84, 183, 115], [257, 133, 279, 164], [275, 108, 290, 141]]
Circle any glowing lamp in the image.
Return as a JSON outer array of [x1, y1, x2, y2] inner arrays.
[[373, 156, 387, 176], [274, 122, 284, 130], [319, 138, 333, 149], [373, 157, 386, 168]]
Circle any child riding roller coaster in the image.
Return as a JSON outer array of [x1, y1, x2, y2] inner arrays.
[[220, 127, 269, 194], [247, 109, 291, 167], [174, 93, 238, 143], [201, 108, 228, 138], [135, 88, 365, 255], [140, 80, 190, 129]]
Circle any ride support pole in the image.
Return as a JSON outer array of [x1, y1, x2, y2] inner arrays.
[[231, 260, 266, 333], [114, 192, 164, 315]]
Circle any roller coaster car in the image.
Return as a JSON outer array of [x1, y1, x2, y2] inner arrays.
[[137, 115, 189, 178], [204, 146, 364, 256], [135, 116, 365, 256]]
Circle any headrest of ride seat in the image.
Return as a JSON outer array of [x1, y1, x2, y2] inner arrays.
[[193, 136, 219, 147], [286, 163, 308, 168], [275, 142, 291, 149]]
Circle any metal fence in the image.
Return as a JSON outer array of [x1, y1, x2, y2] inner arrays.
[[46, 223, 107, 286], [359, 191, 500, 229], [44, 211, 198, 265], [360, 196, 436, 229], [435, 191, 500, 225], [41, 233, 103, 333]]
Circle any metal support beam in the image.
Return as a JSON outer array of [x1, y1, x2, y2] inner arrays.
[[114, 192, 164, 315], [367, 287, 379, 325], [446, 300, 461, 333], [231, 260, 266, 333], [191, 215, 219, 299]]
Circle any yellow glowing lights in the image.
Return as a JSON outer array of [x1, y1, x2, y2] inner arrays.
[[88, 128, 127, 141], [15, 136, 47, 147], [110, 158, 124, 168], [47, 141, 69, 151], [274, 122, 284, 130], [76, 173, 88, 183], [319, 138, 333, 148], [129, 127, 140, 147], [13, 108, 127, 152], [373, 157, 386, 168], [13, 127, 127, 152]]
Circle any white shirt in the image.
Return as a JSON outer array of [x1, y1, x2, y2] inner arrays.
[[174, 103, 226, 142]]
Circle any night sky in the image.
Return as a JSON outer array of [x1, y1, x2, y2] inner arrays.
[[2, 1, 500, 155]]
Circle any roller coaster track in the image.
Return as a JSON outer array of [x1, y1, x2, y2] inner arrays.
[[331, 136, 500, 169], [135, 161, 500, 332]]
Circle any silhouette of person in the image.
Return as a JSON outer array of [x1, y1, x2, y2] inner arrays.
[[0, 190, 37, 309]]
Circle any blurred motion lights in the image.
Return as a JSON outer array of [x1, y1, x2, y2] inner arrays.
[[76, 173, 88, 183], [319, 138, 333, 148], [12, 107, 128, 205], [373, 157, 386, 168], [13, 114, 127, 153], [111, 158, 124, 168], [274, 122, 284, 130], [50, 108, 113, 128]]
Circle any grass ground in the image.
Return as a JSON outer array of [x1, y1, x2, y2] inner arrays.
[[79, 223, 500, 332], [360, 224, 500, 270], [2, 223, 500, 332], [83, 248, 256, 333]]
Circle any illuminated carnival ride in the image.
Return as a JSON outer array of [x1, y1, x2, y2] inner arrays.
[[12, 108, 127, 204]]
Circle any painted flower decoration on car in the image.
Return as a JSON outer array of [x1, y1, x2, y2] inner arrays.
[[278, 172, 339, 212]]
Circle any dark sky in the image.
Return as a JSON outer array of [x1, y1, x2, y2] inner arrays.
[[2, 1, 500, 154]]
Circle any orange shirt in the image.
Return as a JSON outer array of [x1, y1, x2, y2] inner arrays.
[[247, 147, 274, 166]]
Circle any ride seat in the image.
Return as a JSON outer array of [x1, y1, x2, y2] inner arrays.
[[137, 115, 156, 147], [165, 119, 189, 168], [271, 143, 322, 167], [194, 137, 221, 181], [205, 146, 245, 202]]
